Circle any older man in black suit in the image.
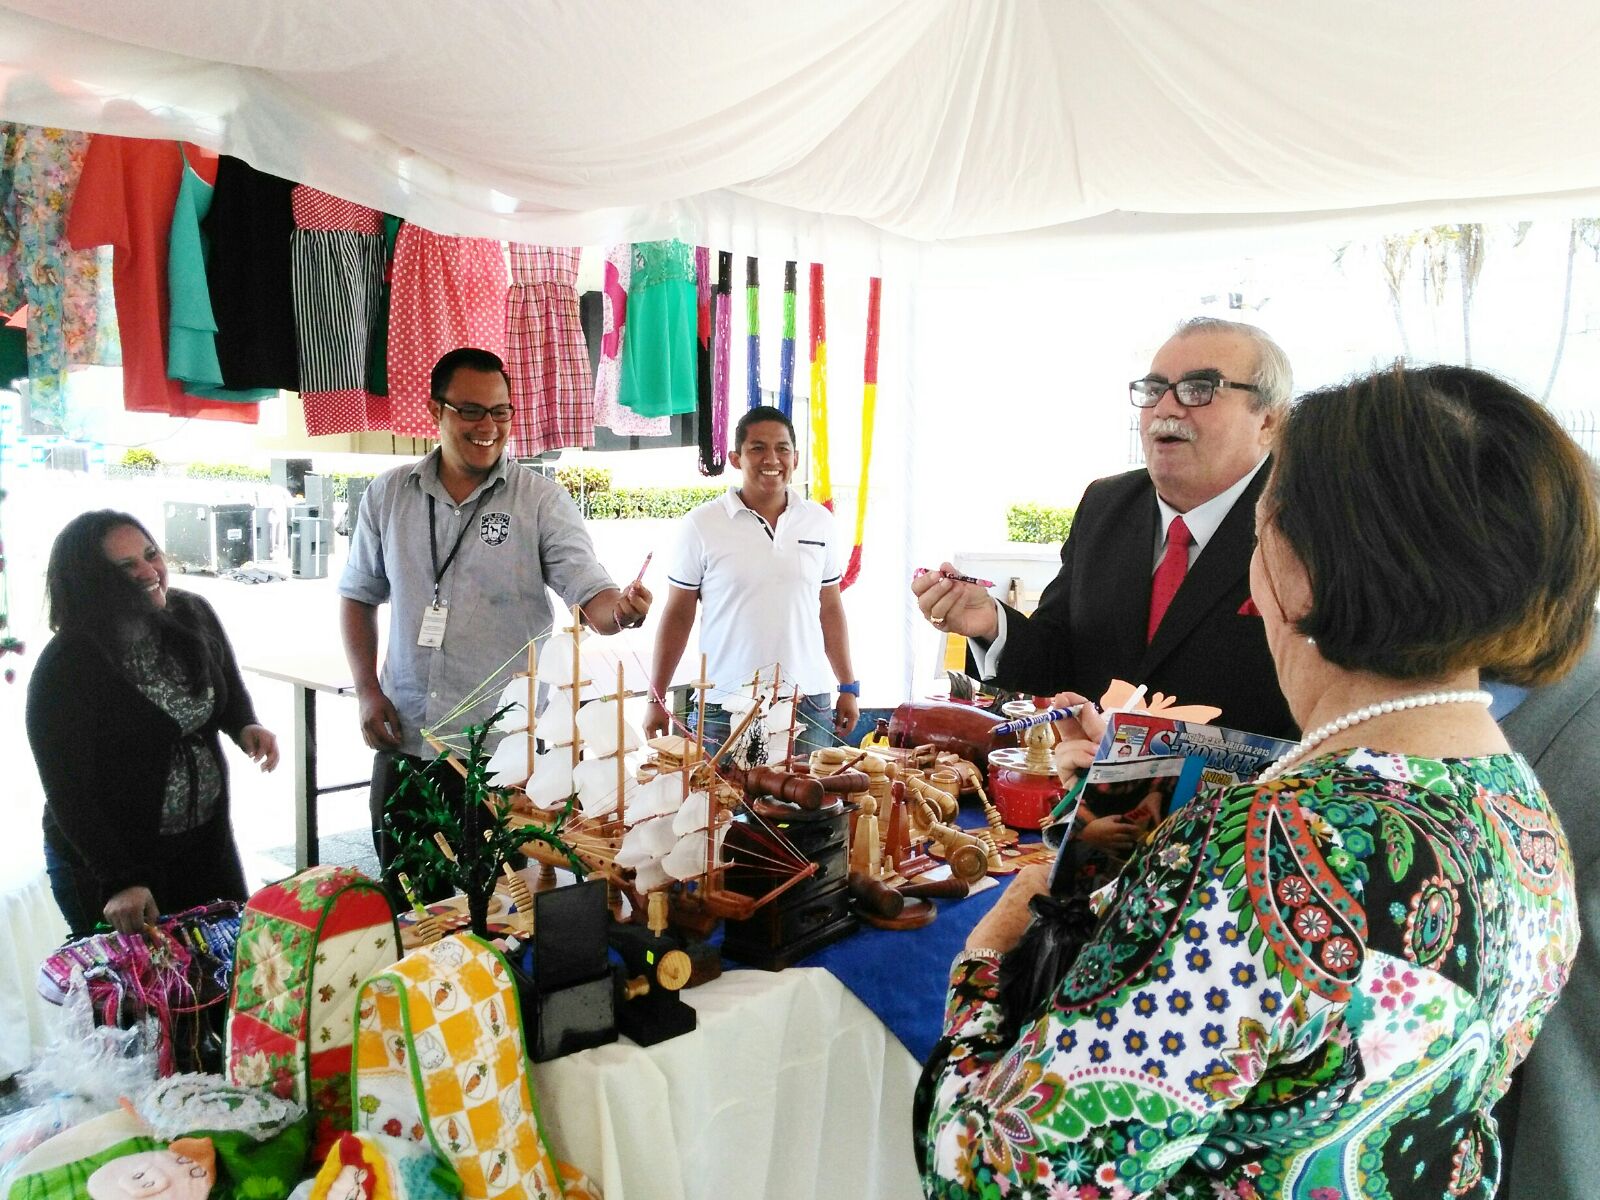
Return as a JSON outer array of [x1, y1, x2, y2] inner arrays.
[[915, 317, 1296, 740]]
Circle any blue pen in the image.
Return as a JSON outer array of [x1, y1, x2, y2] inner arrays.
[[993, 704, 1082, 737]]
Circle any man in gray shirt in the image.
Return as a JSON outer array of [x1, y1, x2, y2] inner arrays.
[[1491, 618, 1600, 1200], [340, 347, 650, 892]]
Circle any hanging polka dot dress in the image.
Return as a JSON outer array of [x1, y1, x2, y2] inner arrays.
[[385, 224, 508, 437]]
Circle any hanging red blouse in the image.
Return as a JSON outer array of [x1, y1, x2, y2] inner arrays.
[[66, 135, 258, 423]]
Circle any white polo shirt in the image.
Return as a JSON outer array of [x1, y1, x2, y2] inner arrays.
[[666, 486, 844, 699]]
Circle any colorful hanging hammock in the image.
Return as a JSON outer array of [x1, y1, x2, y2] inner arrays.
[[695, 246, 722, 475], [712, 251, 732, 470], [808, 263, 831, 510], [746, 256, 761, 407], [841, 276, 882, 590], [778, 261, 797, 417]]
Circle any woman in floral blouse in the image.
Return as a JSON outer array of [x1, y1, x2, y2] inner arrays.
[[919, 365, 1600, 1199], [27, 510, 278, 934]]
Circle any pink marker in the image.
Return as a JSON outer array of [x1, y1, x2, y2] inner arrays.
[[633, 552, 653, 585]]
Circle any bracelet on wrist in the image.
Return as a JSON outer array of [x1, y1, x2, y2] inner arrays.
[[952, 947, 1005, 971]]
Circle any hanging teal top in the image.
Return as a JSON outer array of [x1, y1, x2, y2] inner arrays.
[[166, 146, 275, 403]]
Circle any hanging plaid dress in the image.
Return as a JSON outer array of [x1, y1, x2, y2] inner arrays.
[[290, 186, 389, 435], [504, 244, 593, 456]]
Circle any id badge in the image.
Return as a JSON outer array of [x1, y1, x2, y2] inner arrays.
[[417, 604, 449, 648]]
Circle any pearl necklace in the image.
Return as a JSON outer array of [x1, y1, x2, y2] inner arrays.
[[1255, 689, 1493, 783]]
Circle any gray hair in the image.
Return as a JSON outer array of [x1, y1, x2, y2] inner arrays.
[[1172, 317, 1292, 413]]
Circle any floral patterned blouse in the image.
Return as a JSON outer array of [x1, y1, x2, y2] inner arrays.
[[0, 122, 114, 428], [123, 630, 222, 834], [919, 750, 1576, 1200]]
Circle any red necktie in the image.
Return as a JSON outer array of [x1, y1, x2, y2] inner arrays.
[[1147, 515, 1192, 641]]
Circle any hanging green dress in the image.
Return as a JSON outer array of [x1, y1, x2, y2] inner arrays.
[[617, 238, 697, 417]]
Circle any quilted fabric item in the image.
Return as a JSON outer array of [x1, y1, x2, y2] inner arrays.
[[352, 935, 591, 1200], [225, 866, 399, 1161]]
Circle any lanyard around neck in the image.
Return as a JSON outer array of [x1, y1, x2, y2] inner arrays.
[[426, 491, 490, 606]]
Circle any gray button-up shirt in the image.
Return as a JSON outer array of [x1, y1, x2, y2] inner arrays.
[[339, 450, 615, 756]]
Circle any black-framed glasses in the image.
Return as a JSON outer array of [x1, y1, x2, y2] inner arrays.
[[1129, 375, 1260, 408], [435, 397, 515, 422]]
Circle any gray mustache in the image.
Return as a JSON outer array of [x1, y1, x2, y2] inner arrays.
[[1145, 417, 1196, 442]]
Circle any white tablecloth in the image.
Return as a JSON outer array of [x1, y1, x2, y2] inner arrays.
[[0, 866, 68, 1079], [531, 967, 923, 1200]]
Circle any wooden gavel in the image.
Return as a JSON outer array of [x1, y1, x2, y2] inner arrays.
[[897, 876, 970, 900], [726, 765, 826, 810], [847, 870, 971, 917], [847, 870, 904, 918]]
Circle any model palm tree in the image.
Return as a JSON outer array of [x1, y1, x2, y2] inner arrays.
[[385, 707, 586, 938]]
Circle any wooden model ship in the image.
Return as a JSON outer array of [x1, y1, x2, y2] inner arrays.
[[475, 610, 821, 931]]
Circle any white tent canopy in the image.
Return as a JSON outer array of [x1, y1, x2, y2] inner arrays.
[[4, 1, 1600, 258]]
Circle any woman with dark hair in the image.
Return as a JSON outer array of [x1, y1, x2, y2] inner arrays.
[[918, 365, 1600, 1199], [26, 510, 278, 934]]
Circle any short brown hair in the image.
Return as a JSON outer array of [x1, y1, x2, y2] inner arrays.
[[1264, 364, 1600, 686]]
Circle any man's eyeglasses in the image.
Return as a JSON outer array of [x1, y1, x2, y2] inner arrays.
[[435, 397, 516, 423], [1129, 375, 1260, 408]]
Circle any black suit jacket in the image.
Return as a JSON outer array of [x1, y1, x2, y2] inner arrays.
[[990, 465, 1296, 741]]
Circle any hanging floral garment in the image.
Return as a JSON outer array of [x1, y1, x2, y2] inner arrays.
[[504, 243, 593, 456], [0, 122, 111, 428]]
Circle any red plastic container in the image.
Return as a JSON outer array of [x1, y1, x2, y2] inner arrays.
[[986, 749, 1065, 830]]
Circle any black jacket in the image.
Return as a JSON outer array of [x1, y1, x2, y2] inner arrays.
[[991, 465, 1296, 741], [26, 589, 258, 898]]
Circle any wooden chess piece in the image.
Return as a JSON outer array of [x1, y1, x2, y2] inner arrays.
[[885, 780, 911, 869], [850, 793, 882, 877]]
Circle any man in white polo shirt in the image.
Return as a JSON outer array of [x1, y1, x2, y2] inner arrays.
[[645, 405, 858, 754]]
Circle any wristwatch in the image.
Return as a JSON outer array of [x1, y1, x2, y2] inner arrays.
[[837, 681, 861, 696]]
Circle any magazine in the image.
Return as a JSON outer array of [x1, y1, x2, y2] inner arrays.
[[1046, 713, 1297, 889]]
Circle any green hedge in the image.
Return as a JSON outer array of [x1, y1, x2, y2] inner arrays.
[[585, 486, 725, 520], [1006, 502, 1075, 544], [174, 459, 707, 516], [552, 466, 613, 499], [182, 463, 367, 501], [120, 448, 160, 470], [185, 462, 271, 483]]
